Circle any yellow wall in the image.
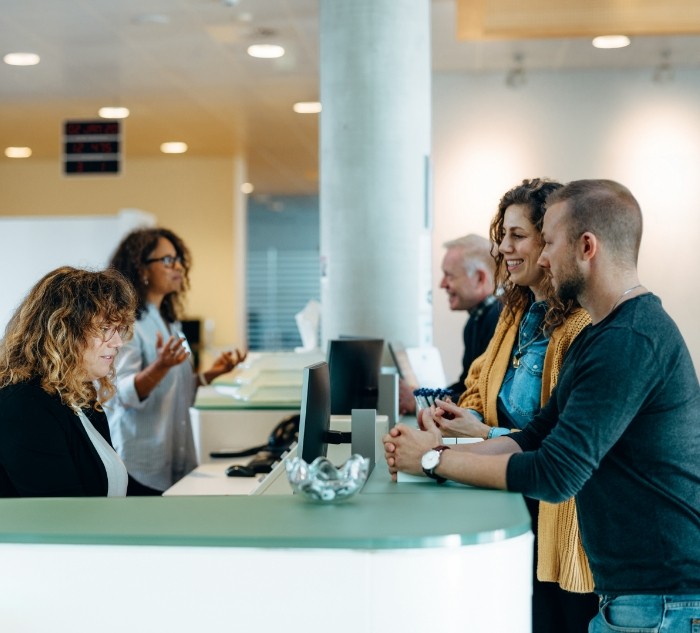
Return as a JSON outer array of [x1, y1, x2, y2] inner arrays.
[[0, 155, 246, 351]]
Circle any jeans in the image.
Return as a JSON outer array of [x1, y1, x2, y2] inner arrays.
[[589, 594, 700, 633]]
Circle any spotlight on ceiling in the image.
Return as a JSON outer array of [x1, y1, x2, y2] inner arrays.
[[505, 53, 526, 89], [653, 49, 674, 84], [5, 146, 32, 158], [98, 107, 130, 119], [247, 44, 285, 59], [592, 35, 631, 49], [293, 102, 322, 114], [3, 52, 40, 66], [160, 142, 188, 154]]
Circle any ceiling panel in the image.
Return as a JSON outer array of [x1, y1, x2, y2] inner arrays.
[[457, 0, 700, 39], [0, 0, 699, 195]]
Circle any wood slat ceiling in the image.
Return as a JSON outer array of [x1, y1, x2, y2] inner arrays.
[[458, 0, 700, 40]]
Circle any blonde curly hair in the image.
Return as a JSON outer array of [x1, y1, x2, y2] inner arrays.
[[0, 266, 136, 410]]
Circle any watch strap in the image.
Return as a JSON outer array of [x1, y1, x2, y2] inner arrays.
[[423, 445, 450, 484]]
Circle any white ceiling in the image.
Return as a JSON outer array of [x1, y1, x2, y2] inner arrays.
[[1, 0, 699, 195]]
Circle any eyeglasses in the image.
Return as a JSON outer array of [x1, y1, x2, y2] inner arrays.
[[145, 255, 183, 268], [99, 324, 128, 342]]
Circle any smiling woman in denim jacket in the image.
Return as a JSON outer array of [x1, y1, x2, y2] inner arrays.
[[425, 179, 595, 633]]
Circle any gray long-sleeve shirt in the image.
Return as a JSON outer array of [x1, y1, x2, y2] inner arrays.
[[506, 294, 700, 596]]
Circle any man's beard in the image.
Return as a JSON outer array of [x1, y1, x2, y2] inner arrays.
[[556, 264, 585, 303]]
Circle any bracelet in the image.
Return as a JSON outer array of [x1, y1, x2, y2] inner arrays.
[[487, 426, 497, 440], [198, 372, 209, 386]]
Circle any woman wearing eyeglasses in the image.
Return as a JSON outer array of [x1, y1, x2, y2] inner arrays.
[[0, 266, 136, 497], [107, 228, 246, 495]]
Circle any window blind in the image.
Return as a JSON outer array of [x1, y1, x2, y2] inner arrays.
[[246, 248, 320, 350]]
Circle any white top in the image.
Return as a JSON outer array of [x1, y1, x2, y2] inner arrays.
[[105, 303, 198, 491], [74, 408, 128, 497]]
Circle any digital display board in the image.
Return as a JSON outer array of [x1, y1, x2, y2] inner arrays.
[[63, 120, 122, 176]]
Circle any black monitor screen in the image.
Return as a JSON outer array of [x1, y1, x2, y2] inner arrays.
[[327, 338, 384, 415], [297, 361, 332, 463]]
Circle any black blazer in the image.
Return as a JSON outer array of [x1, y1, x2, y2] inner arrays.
[[0, 378, 113, 497]]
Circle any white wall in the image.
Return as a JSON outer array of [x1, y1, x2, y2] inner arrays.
[[432, 66, 700, 381], [0, 210, 154, 333]]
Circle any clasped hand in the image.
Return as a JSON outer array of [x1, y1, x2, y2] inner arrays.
[[383, 399, 490, 481], [383, 416, 442, 481]]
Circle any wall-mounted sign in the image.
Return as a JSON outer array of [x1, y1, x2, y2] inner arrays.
[[63, 120, 121, 175]]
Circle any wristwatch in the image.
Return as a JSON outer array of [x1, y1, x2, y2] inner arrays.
[[421, 445, 451, 483]]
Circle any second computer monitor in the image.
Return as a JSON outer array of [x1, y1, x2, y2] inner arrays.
[[327, 338, 384, 415], [297, 361, 332, 464]]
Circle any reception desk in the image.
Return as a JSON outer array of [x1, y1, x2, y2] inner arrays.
[[0, 353, 531, 631], [0, 470, 532, 632]]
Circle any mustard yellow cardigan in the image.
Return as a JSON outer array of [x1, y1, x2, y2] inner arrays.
[[458, 306, 594, 593]]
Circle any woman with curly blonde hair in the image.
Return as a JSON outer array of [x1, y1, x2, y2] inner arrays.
[[0, 266, 136, 497]]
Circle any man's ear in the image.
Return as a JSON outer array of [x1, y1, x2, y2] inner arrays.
[[474, 268, 488, 289], [579, 231, 598, 262]]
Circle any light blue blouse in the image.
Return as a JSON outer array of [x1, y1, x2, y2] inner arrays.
[[105, 303, 198, 491]]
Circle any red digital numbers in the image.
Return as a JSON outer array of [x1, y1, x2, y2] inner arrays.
[[64, 121, 120, 136], [63, 120, 121, 176]]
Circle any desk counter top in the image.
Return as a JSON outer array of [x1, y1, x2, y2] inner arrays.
[[194, 384, 301, 410], [0, 484, 528, 550]]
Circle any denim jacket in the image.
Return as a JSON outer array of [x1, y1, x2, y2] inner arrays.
[[496, 300, 549, 430]]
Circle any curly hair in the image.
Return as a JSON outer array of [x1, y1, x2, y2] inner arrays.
[[490, 178, 579, 332], [0, 266, 137, 409], [108, 227, 191, 322]]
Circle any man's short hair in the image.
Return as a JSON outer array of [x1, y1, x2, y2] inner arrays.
[[443, 234, 496, 278], [547, 179, 643, 266]]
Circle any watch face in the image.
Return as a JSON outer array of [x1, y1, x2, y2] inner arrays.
[[421, 449, 441, 470]]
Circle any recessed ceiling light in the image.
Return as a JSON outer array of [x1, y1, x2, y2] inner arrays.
[[293, 102, 322, 114], [247, 44, 285, 59], [160, 142, 188, 154], [592, 35, 631, 49], [98, 107, 130, 119], [3, 52, 40, 66], [4, 147, 32, 158], [241, 182, 254, 194]]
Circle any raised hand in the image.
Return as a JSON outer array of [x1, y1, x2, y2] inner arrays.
[[155, 331, 190, 369]]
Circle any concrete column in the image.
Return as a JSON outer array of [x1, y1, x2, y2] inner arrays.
[[319, 0, 432, 348]]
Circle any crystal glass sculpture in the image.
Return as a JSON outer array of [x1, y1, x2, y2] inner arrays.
[[285, 454, 369, 503]]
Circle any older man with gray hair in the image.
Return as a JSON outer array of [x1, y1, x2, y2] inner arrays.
[[399, 234, 500, 414]]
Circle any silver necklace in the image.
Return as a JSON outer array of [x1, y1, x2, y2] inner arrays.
[[512, 326, 544, 368], [609, 284, 643, 315]]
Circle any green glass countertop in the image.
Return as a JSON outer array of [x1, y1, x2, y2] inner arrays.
[[0, 485, 529, 550]]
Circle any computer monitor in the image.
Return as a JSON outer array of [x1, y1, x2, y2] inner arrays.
[[296, 361, 332, 463], [327, 338, 384, 415], [387, 341, 419, 387]]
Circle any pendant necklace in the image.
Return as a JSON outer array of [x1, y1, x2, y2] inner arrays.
[[512, 326, 543, 368]]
